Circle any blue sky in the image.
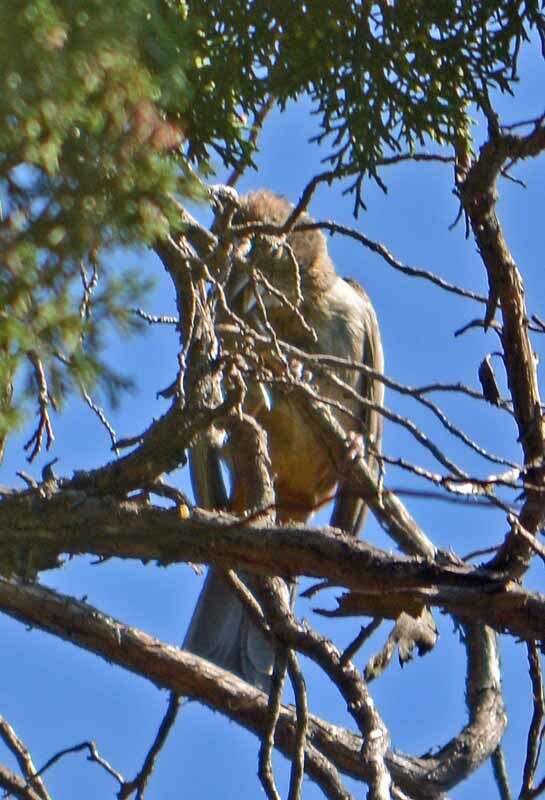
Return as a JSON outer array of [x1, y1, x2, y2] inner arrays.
[[1, 29, 545, 800]]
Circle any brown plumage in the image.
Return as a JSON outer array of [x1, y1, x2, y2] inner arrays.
[[184, 189, 384, 689]]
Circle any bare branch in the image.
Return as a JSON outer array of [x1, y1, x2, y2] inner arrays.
[[297, 220, 487, 304], [341, 619, 383, 667], [0, 577, 507, 797], [78, 258, 99, 321], [120, 693, 182, 800], [223, 571, 349, 800], [521, 643, 545, 799], [287, 653, 309, 800], [33, 741, 123, 789], [459, 122, 545, 576], [3, 482, 545, 641], [250, 333, 518, 467], [24, 351, 54, 462], [81, 388, 118, 452], [143, 478, 192, 508], [130, 308, 178, 326], [258, 649, 288, 800], [0, 764, 44, 800], [454, 317, 503, 337], [379, 454, 519, 506], [256, 576, 392, 800], [377, 152, 455, 167], [329, 370, 516, 473], [491, 746, 512, 800], [0, 716, 50, 800]]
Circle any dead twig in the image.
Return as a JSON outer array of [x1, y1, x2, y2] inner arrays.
[[82, 389, 118, 453], [32, 741, 123, 789], [24, 351, 54, 462], [258, 649, 288, 800], [120, 693, 183, 800], [491, 746, 512, 800], [130, 308, 178, 326], [286, 653, 309, 800], [520, 643, 545, 799], [341, 619, 383, 667]]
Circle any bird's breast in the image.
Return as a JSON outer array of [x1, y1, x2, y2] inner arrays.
[[255, 394, 338, 522]]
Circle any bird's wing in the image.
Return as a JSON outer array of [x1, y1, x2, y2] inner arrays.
[[330, 278, 384, 536]]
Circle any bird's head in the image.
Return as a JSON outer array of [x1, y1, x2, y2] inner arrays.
[[225, 190, 336, 336]]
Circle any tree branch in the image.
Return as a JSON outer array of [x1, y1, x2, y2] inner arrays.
[[0, 716, 50, 800], [459, 123, 545, 576], [0, 577, 503, 798], [3, 490, 545, 640]]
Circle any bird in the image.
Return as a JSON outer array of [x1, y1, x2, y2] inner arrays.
[[184, 189, 384, 690]]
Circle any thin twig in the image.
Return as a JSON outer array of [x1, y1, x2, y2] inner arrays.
[[120, 693, 183, 800], [143, 479, 192, 508], [223, 570, 270, 630], [329, 369, 518, 471], [258, 649, 288, 800], [222, 572, 351, 800], [341, 619, 383, 667], [382, 454, 526, 503], [377, 152, 455, 167], [253, 266, 317, 342], [325, 373, 469, 479], [24, 351, 54, 462], [251, 335, 518, 467], [79, 258, 99, 321], [521, 643, 545, 799], [130, 308, 178, 326], [462, 545, 500, 562], [256, 577, 392, 799], [232, 209, 487, 304], [297, 220, 488, 304], [113, 433, 145, 451], [386, 486, 510, 508], [32, 741, 124, 788], [501, 112, 545, 131], [286, 653, 308, 800], [510, 519, 545, 565], [454, 318, 503, 337], [82, 389, 118, 453], [239, 358, 470, 481], [491, 746, 512, 800]]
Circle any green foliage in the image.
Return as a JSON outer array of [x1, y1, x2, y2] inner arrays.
[[0, 255, 149, 433], [0, 0, 202, 253], [0, 0, 202, 437], [189, 0, 544, 196], [1, 0, 543, 455]]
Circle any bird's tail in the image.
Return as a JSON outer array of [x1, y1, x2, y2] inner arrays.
[[183, 568, 276, 692]]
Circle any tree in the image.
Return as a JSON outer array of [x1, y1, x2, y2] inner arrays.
[[1, 1, 545, 798]]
